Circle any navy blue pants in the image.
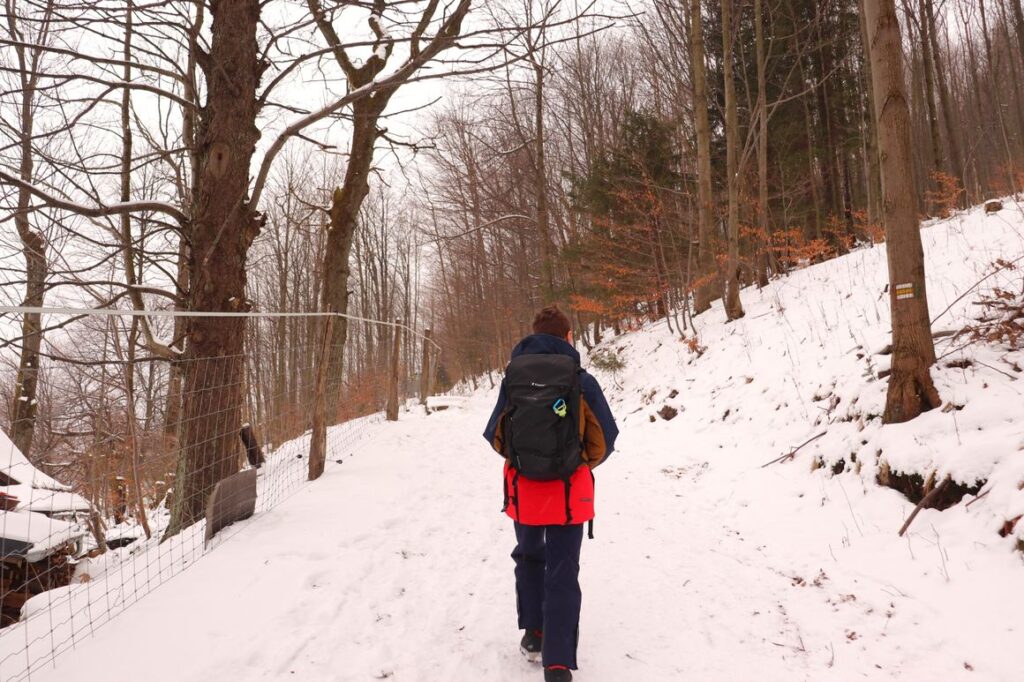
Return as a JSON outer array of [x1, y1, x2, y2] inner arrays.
[[512, 522, 584, 669]]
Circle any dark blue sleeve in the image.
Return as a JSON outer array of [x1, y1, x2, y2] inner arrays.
[[581, 372, 619, 458], [483, 379, 507, 446]]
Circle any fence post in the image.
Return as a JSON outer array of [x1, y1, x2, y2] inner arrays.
[[386, 319, 401, 421], [309, 316, 334, 481], [419, 328, 432, 406]]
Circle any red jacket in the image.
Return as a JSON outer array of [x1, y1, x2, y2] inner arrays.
[[502, 461, 596, 525]]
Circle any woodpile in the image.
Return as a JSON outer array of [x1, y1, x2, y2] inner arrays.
[[1, 543, 77, 627]]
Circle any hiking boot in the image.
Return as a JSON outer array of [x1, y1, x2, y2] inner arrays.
[[544, 666, 572, 682], [520, 629, 542, 662]]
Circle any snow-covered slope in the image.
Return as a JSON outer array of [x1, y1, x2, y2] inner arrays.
[[3, 203, 1023, 681], [587, 200, 1024, 550]]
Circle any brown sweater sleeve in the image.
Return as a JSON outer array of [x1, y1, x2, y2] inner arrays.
[[580, 397, 609, 468]]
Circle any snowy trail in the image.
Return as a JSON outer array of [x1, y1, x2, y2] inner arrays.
[[22, 208, 1024, 681], [30, 399, 1019, 682]]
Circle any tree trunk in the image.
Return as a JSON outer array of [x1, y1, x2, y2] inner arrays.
[[6, 5, 52, 458], [863, 0, 941, 424], [121, 3, 152, 541], [755, 0, 770, 288], [690, 0, 720, 313], [722, 0, 745, 321], [164, 238, 188, 435], [419, 328, 433, 406], [997, 0, 1024, 161], [167, 0, 263, 537], [979, 0, 1018, 192], [1012, 0, 1024, 78], [925, 0, 965, 197], [166, 1, 200, 437], [533, 62, 556, 301], [308, 317, 333, 481], [800, 56, 824, 240], [321, 94, 391, 419], [125, 317, 153, 540], [814, 18, 842, 221], [385, 321, 401, 422], [859, 3, 883, 230], [960, 6, 987, 197], [918, 0, 944, 185]]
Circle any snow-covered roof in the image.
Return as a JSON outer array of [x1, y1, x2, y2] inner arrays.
[[1, 428, 92, 517], [0, 510, 86, 563], [0, 428, 70, 491]]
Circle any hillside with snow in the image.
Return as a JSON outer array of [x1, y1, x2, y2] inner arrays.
[[3, 202, 1023, 681]]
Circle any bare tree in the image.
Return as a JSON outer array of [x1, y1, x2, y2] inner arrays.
[[722, 0, 745, 321], [863, 0, 941, 422], [3, 0, 55, 457], [688, 0, 720, 314]]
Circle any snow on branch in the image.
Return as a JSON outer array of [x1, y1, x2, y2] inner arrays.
[[0, 170, 187, 224]]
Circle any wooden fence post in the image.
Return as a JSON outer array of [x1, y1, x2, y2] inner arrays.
[[386, 319, 401, 421], [309, 316, 334, 481]]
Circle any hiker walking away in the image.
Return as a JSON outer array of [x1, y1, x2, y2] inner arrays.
[[483, 306, 619, 682]]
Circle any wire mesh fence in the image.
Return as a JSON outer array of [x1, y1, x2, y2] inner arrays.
[[0, 308, 435, 681]]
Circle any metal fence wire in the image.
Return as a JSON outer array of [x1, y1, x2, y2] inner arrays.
[[0, 308, 435, 681]]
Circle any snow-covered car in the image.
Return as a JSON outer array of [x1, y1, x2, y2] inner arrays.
[[0, 509, 86, 564], [2, 429, 93, 627], [1, 429, 90, 563]]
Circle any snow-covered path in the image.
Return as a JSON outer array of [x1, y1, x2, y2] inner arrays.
[[30, 398, 1020, 682], [18, 206, 1024, 681]]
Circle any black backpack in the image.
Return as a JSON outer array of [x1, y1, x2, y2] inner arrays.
[[501, 353, 583, 481]]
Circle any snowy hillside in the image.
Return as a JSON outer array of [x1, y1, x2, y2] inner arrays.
[[5, 203, 1024, 681]]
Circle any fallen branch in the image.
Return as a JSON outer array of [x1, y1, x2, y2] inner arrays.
[[761, 431, 827, 468], [973, 359, 1019, 381], [930, 253, 1024, 326], [898, 476, 951, 536], [964, 488, 990, 509]]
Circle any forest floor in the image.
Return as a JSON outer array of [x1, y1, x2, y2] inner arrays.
[[9, 202, 1024, 681]]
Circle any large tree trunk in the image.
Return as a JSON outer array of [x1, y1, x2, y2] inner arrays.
[[167, 0, 264, 537], [863, 0, 941, 424], [722, 0, 745, 321], [690, 0, 720, 314]]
